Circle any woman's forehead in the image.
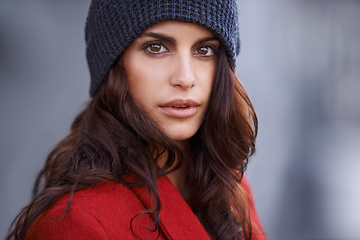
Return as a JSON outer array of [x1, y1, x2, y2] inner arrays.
[[137, 21, 219, 42], [143, 21, 215, 35]]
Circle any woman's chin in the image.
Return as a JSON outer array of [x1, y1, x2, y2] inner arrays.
[[166, 131, 197, 142]]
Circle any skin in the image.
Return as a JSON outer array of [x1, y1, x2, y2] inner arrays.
[[122, 21, 220, 197]]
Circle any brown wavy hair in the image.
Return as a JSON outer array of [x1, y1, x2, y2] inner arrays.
[[7, 48, 257, 240]]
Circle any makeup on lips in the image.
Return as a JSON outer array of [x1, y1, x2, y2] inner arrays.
[[159, 99, 199, 118]]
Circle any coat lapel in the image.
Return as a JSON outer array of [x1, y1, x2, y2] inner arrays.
[[130, 176, 211, 239], [157, 176, 211, 239]]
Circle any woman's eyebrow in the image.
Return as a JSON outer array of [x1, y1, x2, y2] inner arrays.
[[195, 37, 219, 45], [139, 32, 175, 43]]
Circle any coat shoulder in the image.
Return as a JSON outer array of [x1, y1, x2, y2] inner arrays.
[[27, 183, 154, 239]]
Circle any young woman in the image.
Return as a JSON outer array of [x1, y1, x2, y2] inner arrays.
[[7, 0, 267, 239]]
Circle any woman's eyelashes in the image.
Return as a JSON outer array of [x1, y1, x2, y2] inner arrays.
[[141, 41, 219, 57]]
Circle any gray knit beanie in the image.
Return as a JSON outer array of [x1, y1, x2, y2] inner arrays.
[[86, 0, 240, 96]]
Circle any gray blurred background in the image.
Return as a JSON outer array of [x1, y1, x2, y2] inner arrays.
[[1, 0, 359, 239]]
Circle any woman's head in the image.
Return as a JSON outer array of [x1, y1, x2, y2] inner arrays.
[[85, 0, 241, 144]]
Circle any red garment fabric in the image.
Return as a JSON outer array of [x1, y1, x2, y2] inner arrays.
[[26, 176, 267, 239]]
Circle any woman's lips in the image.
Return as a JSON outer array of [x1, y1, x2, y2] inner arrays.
[[159, 99, 199, 118]]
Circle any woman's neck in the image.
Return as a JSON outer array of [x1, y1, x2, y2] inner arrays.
[[157, 140, 190, 201]]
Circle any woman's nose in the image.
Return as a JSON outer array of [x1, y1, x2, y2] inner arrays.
[[169, 53, 196, 89]]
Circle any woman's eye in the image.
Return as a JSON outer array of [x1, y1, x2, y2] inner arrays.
[[195, 46, 214, 56], [146, 43, 167, 54]]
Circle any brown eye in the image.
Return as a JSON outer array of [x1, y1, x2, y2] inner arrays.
[[149, 44, 161, 52], [198, 47, 209, 55], [195, 46, 214, 56], [145, 43, 168, 54]]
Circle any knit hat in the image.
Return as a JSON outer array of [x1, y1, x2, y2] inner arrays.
[[86, 0, 240, 96]]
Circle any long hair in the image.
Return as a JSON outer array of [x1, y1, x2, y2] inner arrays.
[[7, 47, 257, 240]]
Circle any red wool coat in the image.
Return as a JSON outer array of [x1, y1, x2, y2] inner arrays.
[[26, 176, 267, 240]]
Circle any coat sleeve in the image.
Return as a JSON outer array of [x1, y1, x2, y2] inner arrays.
[[26, 205, 110, 240], [241, 177, 268, 240]]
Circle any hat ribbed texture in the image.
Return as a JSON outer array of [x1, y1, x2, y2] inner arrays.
[[86, 0, 240, 96]]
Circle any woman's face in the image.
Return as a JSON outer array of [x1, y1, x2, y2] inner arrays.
[[123, 21, 219, 145]]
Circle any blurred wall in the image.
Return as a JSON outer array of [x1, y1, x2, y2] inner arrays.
[[1, 0, 360, 239], [238, 0, 360, 239], [0, 0, 91, 237]]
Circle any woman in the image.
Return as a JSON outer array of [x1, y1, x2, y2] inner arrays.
[[7, 0, 267, 239]]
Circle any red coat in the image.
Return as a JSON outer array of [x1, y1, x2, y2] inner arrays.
[[27, 176, 267, 239]]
